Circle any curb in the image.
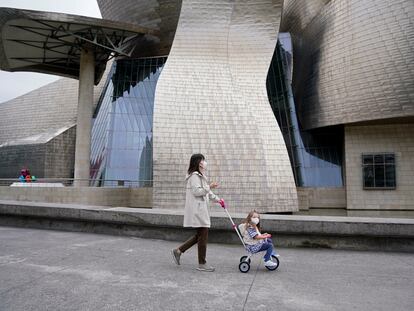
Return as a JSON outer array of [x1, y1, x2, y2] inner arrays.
[[1, 200, 413, 252]]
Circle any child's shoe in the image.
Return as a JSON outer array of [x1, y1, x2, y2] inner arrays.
[[264, 259, 278, 268]]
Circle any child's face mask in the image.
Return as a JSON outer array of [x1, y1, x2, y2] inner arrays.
[[251, 217, 260, 225]]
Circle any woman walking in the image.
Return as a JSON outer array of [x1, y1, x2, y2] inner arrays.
[[171, 153, 224, 272]]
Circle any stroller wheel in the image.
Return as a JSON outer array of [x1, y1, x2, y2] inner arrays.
[[240, 256, 251, 264], [239, 261, 250, 273], [265, 255, 280, 271]]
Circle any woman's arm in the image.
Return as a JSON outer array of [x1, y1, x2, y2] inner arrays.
[[189, 174, 210, 197], [208, 190, 220, 202]]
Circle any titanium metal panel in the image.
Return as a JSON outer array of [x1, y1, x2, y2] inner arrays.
[[97, 0, 182, 57], [281, 0, 414, 129], [153, 0, 298, 213]]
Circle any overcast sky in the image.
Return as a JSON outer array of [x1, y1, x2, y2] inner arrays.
[[0, 0, 101, 103]]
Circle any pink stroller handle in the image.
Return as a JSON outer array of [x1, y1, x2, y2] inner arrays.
[[218, 199, 226, 209]]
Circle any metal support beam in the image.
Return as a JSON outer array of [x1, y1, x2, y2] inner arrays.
[[74, 48, 94, 187]]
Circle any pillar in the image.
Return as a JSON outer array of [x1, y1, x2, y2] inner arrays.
[[74, 48, 94, 187]]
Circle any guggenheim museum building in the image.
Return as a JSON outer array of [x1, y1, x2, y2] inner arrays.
[[0, 0, 413, 216]]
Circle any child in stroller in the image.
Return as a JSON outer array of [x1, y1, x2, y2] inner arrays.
[[219, 202, 280, 273], [237, 210, 280, 272]]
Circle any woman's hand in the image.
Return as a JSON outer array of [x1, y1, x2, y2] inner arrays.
[[210, 182, 219, 189]]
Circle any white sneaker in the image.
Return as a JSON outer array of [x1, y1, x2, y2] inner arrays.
[[264, 260, 277, 268], [196, 264, 215, 272]]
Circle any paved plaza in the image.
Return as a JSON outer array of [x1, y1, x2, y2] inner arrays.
[[0, 226, 413, 311]]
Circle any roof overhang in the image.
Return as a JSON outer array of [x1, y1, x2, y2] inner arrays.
[[0, 7, 160, 84]]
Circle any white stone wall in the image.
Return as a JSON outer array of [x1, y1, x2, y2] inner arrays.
[[153, 0, 298, 213], [0, 186, 152, 208], [345, 124, 414, 212]]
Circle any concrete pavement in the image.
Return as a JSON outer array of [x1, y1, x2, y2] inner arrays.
[[0, 226, 413, 311]]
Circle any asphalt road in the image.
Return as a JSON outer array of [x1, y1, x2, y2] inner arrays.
[[0, 226, 413, 311]]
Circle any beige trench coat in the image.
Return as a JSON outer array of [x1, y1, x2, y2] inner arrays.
[[183, 171, 220, 228]]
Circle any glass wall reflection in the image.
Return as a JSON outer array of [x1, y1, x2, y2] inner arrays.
[[266, 33, 343, 187], [90, 57, 167, 187]]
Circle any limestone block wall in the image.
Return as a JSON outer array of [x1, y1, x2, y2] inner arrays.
[[0, 126, 76, 179], [0, 186, 152, 208], [44, 126, 76, 178], [345, 124, 414, 212], [297, 187, 346, 211], [153, 0, 298, 213], [0, 144, 46, 178]]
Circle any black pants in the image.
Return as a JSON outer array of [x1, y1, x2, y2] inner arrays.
[[178, 228, 209, 264]]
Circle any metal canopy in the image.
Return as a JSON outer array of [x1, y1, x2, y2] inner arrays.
[[0, 8, 160, 84]]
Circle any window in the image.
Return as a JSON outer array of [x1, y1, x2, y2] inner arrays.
[[362, 153, 396, 189]]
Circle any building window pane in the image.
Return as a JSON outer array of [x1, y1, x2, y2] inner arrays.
[[385, 154, 395, 164], [385, 165, 396, 187], [363, 166, 374, 187], [374, 165, 385, 187], [362, 154, 373, 165], [374, 154, 384, 164], [362, 153, 396, 189]]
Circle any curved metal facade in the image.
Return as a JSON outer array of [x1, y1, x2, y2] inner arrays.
[[97, 0, 182, 57], [281, 0, 414, 129], [152, 0, 298, 213]]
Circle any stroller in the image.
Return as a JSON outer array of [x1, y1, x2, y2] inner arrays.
[[221, 203, 280, 273]]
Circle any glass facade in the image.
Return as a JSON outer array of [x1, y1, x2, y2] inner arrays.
[[90, 57, 167, 187], [266, 33, 343, 187], [90, 33, 344, 188]]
